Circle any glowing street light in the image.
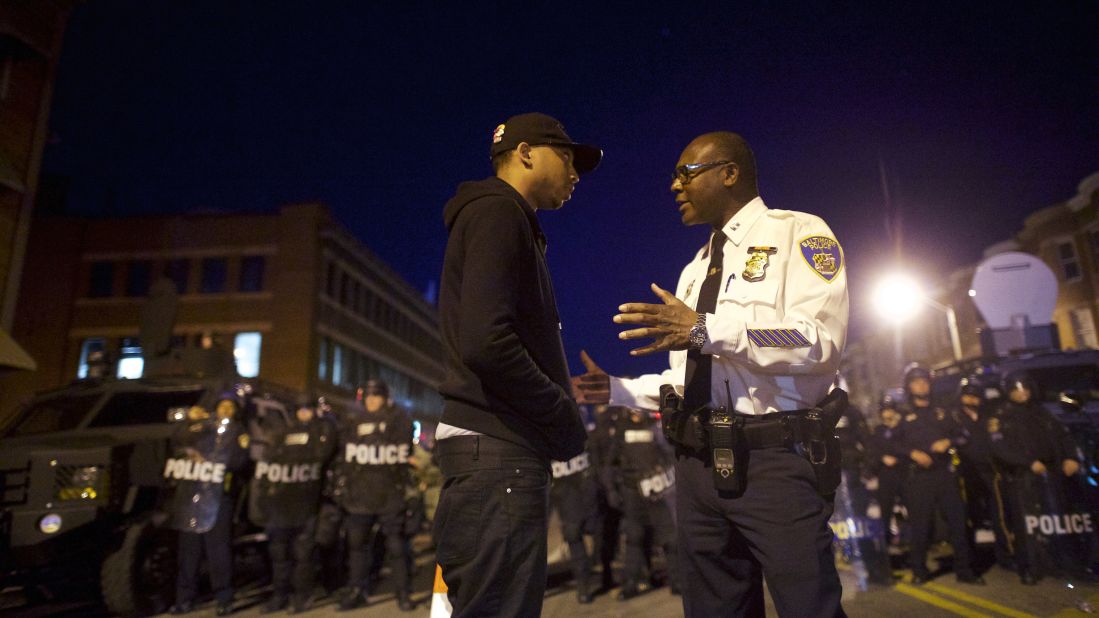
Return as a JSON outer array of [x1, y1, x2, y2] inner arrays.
[[873, 274, 923, 325], [873, 273, 963, 362]]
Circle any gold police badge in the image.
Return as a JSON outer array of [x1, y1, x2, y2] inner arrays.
[[743, 247, 777, 282]]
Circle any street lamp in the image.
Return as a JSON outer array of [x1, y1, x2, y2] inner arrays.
[[873, 273, 963, 362]]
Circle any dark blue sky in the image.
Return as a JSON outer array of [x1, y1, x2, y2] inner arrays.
[[43, 1, 1099, 378]]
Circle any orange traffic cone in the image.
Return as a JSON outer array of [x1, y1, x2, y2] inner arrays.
[[430, 564, 452, 617]]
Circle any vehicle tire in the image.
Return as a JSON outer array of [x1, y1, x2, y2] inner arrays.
[[100, 518, 176, 617]]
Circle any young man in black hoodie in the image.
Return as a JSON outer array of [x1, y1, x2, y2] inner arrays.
[[433, 112, 601, 616]]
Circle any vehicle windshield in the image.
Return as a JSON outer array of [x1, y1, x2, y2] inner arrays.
[[6, 393, 103, 437], [87, 389, 206, 428], [1028, 365, 1099, 402]]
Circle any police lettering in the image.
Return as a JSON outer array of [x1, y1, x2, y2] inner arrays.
[[552, 453, 591, 479], [254, 461, 322, 483], [639, 467, 675, 497], [163, 457, 226, 483], [829, 518, 879, 540], [1025, 513, 1095, 536], [345, 443, 410, 465]]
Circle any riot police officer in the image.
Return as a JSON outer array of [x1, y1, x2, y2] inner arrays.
[[990, 370, 1083, 584], [588, 404, 625, 592], [331, 379, 415, 611], [606, 407, 680, 599], [952, 377, 1011, 569], [899, 366, 984, 585], [550, 436, 599, 603], [249, 395, 336, 613], [167, 392, 249, 616], [864, 394, 907, 550]]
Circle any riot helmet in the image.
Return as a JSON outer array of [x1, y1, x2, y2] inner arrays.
[[1001, 370, 1038, 405], [878, 393, 901, 428], [903, 364, 932, 405], [361, 379, 390, 413]]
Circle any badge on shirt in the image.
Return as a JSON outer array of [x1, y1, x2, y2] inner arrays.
[[743, 247, 777, 282], [799, 236, 844, 282]]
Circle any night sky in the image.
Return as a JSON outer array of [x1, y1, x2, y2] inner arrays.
[[42, 1, 1099, 379]]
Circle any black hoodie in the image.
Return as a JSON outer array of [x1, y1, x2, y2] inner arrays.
[[438, 177, 586, 461]]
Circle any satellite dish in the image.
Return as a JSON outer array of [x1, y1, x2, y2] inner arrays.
[[970, 252, 1057, 329]]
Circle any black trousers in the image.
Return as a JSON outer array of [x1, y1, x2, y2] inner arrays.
[[875, 466, 906, 545], [176, 499, 233, 605], [345, 509, 409, 593], [434, 434, 550, 617], [267, 517, 318, 599], [551, 475, 596, 586], [676, 446, 843, 618], [906, 466, 973, 578], [621, 488, 679, 589]]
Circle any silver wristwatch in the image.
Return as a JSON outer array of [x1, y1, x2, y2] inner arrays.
[[688, 313, 707, 352]]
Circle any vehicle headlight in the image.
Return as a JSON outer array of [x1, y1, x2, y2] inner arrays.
[[57, 465, 106, 501], [39, 513, 62, 534]]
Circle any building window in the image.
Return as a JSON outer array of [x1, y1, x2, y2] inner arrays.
[[116, 337, 144, 379], [318, 337, 328, 381], [126, 260, 152, 297], [239, 256, 265, 292], [165, 259, 190, 294], [340, 272, 351, 307], [326, 262, 338, 298], [89, 261, 114, 298], [1089, 231, 1099, 271], [1058, 241, 1081, 281], [77, 337, 107, 379], [200, 257, 228, 293], [1070, 307, 1099, 349], [233, 332, 262, 377], [332, 343, 344, 386]]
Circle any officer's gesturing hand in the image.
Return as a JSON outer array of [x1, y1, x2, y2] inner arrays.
[[930, 438, 952, 454], [1030, 460, 1047, 475], [614, 283, 697, 356], [572, 350, 610, 405], [910, 449, 933, 468], [1063, 459, 1081, 476]]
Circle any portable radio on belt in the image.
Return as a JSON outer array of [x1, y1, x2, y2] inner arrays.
[[707, 407, 744, 493]]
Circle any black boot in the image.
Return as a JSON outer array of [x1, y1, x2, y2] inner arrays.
[[260, 594, 288, 614], [617, 581, 641, 601], [397, 590, 415, 612], [577, 580, 594, 604], [338, 587, 368, 611]]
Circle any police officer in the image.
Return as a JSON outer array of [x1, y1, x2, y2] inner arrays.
[[952, 377, 1012, 569], [575, 131, 848, 617], [864, 394, 908, 550], [550, 437, 599, 603], [588, 404, 625, 591], [989, 370, 1083, 584], [331, 379, 415, 611], [606, 407, 680, 599], [313, 396, 348, 596], [249, 396, 335, 613], [899, 366, 984, 585], [167, 392, 249, 616]]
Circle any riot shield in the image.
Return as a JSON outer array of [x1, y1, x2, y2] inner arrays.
[[1017, 473, 1099, 578], [830, 468, 891, 589]]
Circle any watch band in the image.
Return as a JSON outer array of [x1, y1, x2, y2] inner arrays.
[[688, 313, 707, 352]]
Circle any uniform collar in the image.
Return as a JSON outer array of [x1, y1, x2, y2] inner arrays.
[[719, 196, 767, 247]]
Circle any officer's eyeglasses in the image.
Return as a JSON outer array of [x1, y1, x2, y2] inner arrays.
[[673, 160, 734, 185]]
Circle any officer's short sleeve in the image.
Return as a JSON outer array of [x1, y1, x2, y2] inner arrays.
[[704, 214, 848, 374]]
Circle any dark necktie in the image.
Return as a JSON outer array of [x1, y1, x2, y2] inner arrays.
[[683, 230, 726, 412]]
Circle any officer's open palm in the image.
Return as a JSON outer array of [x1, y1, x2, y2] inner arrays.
[[614, 283, 696, 356], [910, 450, 933, 468], [1030, 460, 1047, 475]]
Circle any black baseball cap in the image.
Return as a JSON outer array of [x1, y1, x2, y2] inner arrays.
[[490, 112, 602, 175]]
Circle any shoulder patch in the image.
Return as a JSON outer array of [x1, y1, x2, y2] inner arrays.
[[799, 236, 844, 282]]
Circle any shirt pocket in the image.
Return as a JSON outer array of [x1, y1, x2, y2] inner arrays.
[[719, 275, 780, 316]]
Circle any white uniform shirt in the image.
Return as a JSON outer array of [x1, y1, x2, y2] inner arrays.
[[610, 197, 848, 415]]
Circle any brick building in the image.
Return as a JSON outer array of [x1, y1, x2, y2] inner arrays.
[[0, 1, 78, 371], [0, 203, 444, 423]]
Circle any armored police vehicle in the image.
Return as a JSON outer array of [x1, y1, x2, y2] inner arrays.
[[0, 279, 301, 615]]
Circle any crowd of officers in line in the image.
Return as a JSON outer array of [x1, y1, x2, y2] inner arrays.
[[161, 378, 437, 616], [853, 365, 1097, 587], [158, 378, 681, 615]]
